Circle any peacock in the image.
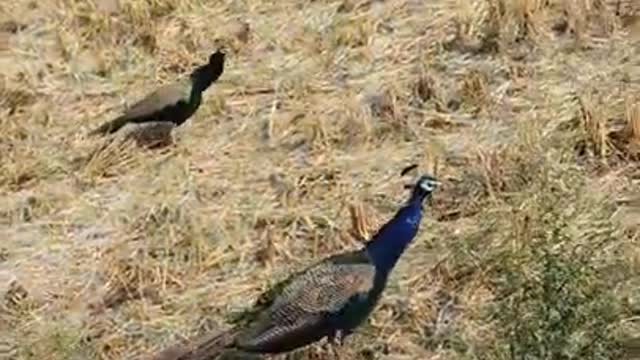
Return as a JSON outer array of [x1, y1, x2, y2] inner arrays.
[[152, 169, 440, 360], [88, 48, 226, 139]]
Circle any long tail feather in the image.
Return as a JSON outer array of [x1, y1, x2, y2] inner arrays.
[[150, 328, 241, 360], [88, 116, 130, 136]]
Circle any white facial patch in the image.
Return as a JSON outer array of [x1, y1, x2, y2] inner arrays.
[[419, 180, 435, 192]]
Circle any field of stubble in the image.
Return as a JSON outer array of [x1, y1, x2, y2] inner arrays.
[[1, 0, 640, 359]]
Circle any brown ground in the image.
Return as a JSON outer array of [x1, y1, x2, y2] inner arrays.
[[1, 0, 639, 359]]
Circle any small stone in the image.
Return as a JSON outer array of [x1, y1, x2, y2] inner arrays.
[[228, 20, 250, 44], [121, 121, 175, 149], [94, 0, 121, 15]]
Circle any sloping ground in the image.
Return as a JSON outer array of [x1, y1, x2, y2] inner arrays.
[[1, 0, 639, 359]]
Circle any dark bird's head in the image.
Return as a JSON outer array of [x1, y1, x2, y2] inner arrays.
[[208, 48, 226, 67], [191, 48, 226, 92], [400, 163, 439, 205], [410, 174, 440, 203]]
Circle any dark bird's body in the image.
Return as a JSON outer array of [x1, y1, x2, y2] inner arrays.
[[153, 175, 440, 360], [233, 250, 381, 354], [89, 50, 226, 137]]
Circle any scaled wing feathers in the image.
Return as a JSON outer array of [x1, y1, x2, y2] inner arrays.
[[235, 262, 375, 351], [275, 263, 376, 313]]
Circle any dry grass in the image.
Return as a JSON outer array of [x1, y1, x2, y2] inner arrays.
[[1, 0, 640, 359]]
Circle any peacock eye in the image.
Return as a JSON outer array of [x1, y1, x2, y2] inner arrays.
[[419, 178, 439, 192]]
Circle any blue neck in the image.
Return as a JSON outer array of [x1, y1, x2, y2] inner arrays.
[[365, 189, 428, 274]]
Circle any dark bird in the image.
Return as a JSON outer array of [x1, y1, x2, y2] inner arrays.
[[88, 49, 226, 137], [153, 173, 440, 360]]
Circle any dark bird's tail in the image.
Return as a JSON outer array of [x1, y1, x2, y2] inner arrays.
[[88, 116, 130, 136], [149, 327, 241, 360]]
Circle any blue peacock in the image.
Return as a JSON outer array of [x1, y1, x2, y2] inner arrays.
[[154, 169, 440, 360]]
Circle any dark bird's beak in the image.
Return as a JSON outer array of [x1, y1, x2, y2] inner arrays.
[[208, 47, 227, 66], [426, 178, 442, 189]]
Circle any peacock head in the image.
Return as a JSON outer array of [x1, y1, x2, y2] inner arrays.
[[417, 174, 439, 192], [206, 38, 229, 65], [413, 174, 439, 200], [191, 44, 227, 91], [209, 48, 226, 65], [400, 164, 440, 203]]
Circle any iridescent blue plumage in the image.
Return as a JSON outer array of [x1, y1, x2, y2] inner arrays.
[[366, 177, 434, 275], [159, 175, 439, 360]]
